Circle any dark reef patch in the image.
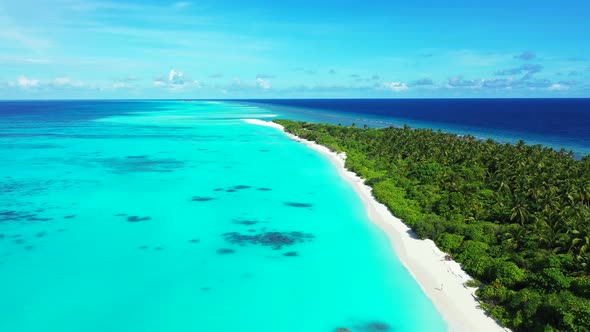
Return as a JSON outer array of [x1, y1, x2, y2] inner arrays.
[[257, 187, 272, 191], [127, 216, 151, 222], [1, 210, 38, 222], [222, 231, 314, 250], [232, 185, 252, 190], [191, 196, 216, 202], [225, 189, 237, 193], [35, 231, 47, 238], [283, 202, 313, 208], [114, 213, 127, 217], [283, 251, 298, 257], [232, 218, 260, 226], [27, 217, 53, 222], [188, 238, 200, 243], [3, 178, 96, 197], [216, 248, 235, 254], [258, 149, 271, 152], [200, 286, 212, 291], [213, 188, 224, 192], [93, 156, 185, 173], [358, 321, 392, 331], [138, 245, 149, 249], [63, 215, 76, 219]]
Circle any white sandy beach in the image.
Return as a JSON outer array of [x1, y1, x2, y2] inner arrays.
[[244, 118, 508, 332]]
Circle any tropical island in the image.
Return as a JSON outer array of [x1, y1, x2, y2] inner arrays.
[[275, 119, 590, 332]]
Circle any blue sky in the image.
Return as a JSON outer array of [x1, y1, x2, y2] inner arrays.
[[1, 0, 589, 99]]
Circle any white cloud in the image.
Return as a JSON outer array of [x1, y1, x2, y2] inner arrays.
[[168, 69, 184, 83], [154, 69, 199, 90], [52, 77, 85, 88], [381, 82, 408, 92], [113, 82, 132, 89], [16, 76, 40, 88], [256, 78, 271, 89], [8, 75, 87, 90], [548, 84, 568, 91]]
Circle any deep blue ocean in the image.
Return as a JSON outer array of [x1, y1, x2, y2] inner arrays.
[[239, 99, 590, 157]]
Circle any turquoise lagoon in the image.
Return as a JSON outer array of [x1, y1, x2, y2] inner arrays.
[[0, 101, 445, 331]]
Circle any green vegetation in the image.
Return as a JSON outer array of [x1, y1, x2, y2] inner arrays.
[[275, 120, 590, 332]]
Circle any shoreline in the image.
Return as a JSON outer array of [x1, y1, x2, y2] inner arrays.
[[244, 118, 507, 332]]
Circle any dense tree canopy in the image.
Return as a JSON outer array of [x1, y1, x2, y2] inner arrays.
[[276, 120, 590, 332]]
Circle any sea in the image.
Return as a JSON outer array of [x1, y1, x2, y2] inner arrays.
[[0, 100, 445, 332], [243, 98, 590, 158], [1, 99, 588, 332]]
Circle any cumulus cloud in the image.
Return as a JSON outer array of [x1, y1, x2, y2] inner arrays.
[[448, 76, 479, 87], [449, 76, 562, 91], [514, 51, 536, 60], [154, 69, 199, 90], [51, 77, 86, 89], [495, 64, 543, 76], [548, 84, 568, 91], [525, 79, 552, 88], [168, 69, 186, 84], [16, 75, 40, 88], [256, 78, 271, 89], [7, 75, 88, 90], [410, 78, 434, 86], [482, 78, 514, 89], [381, 82, 408, 92]]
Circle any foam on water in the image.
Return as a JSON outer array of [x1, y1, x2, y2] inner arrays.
[[0, 101, 445, 332]]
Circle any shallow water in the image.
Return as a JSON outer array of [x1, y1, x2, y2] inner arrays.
[[0, 101, 445, 332]]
